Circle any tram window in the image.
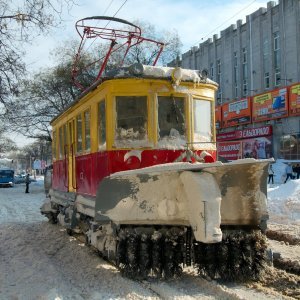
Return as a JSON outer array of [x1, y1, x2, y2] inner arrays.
[[115, 96, 148, 145], [59, 126, 63, 159], [52, 130, 57, 160], [193, 98, 213, 142], [158, 96, 186, 146], [76, 114, 83, 153], [63, 124, 68, 153], [98, 100, 106, 149], [84, 109, 91, 151]]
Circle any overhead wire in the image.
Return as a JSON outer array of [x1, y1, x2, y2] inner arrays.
[[102, 0, 115, 16], [183, 0, 257, 52], [83, 0, 128, 53]]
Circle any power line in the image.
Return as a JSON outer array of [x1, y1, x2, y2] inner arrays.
[[102, 0, 115, 15], [184, 0, 257, 52], [112, 0, 128, 18], [101, 0, 128, 29], [84, 0, 128, 52]]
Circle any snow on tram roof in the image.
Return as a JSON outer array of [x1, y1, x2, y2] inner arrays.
[[103, 63, 218, 86], [51, 64, 217, 124]]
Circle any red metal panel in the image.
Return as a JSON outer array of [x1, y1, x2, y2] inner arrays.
[[53, 149, 217, 196], [75, 154, 93, 195], [52, 160, 68, 192], [108, 149, 217, 174], [91, 151, 110, 195]]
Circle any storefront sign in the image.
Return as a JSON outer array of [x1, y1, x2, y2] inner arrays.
[[222, 98, 251, 127], [215, 106, 222, 129], [217, 125, 272, 141], [217, 126, 273, 160], [252, 88, 288, 122], [289, 83, 300, 116], [217, 141, 242, 160]]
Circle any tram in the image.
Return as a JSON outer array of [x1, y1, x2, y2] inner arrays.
[[42, 17, 270, 280]]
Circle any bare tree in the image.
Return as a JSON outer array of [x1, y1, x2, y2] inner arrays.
[[9, 60, 76, 141], [0, 0, 74, 111], [123, 20, 182, 66]]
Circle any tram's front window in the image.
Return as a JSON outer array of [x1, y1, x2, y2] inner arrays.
[[158, 96, 186, 147], [115, 96, 148, 147], [193, 98, 213, 143]]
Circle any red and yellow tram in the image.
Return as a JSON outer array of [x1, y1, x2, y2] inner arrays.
[[51, 65, 217, 196]]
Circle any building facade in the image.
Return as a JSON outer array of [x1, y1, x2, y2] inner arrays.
[[174, 0, 300, 160]]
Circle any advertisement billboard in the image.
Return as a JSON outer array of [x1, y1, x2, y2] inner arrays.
[[215, 106, 222, 129], [217, 141, 242, 160], [222, 98, 251, 127], [289, 83, 300, 116], [252, 88, 288, 122], [218, 137, 272, 160], [217, 126, 273, 160], [242, 136, 273, 159], [217, 125, 272, 141]]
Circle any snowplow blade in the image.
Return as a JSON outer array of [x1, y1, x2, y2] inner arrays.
[[95, 159, 271, 243]]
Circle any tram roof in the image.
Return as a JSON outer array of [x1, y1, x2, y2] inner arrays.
[[51, 64, 218, 124]]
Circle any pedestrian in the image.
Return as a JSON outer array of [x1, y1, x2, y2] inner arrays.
[[284, 163, 293, 183], [293, 164, 300, 179], [25, 173, 30, 193], [268, 164, 274, 184]]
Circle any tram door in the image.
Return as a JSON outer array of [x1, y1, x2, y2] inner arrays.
[[68, 120, 77, 192]]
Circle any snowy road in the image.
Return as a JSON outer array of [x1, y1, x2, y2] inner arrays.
[[0, 180, 299, 299]]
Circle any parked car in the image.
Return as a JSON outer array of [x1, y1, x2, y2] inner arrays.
[[14, 174, 36, 184]]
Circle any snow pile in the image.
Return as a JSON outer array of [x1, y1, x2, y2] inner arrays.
[[271, 159, 290, 184], [266, 159, 300, 225], [268, 179, 300, 225]]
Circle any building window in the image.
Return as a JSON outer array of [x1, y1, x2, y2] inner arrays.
[[210, 63, 214, 79], [233, 52, 238, 83], [263, 39, 269, 69], [217, 88, 223, 104], [217, 59, 221, 83], [242, 48, 247, 79], [273, 31, 280, 69], [243, 80, 248, 96], [275, 69, 281, 86], [234, 83, 238, 98], [264, 72, 270, 89]]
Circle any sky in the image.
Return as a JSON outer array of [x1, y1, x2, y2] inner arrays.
[[14, 0, 273, 147]]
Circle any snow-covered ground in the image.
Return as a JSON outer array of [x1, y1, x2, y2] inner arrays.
[[0, 170, 299, 299]]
